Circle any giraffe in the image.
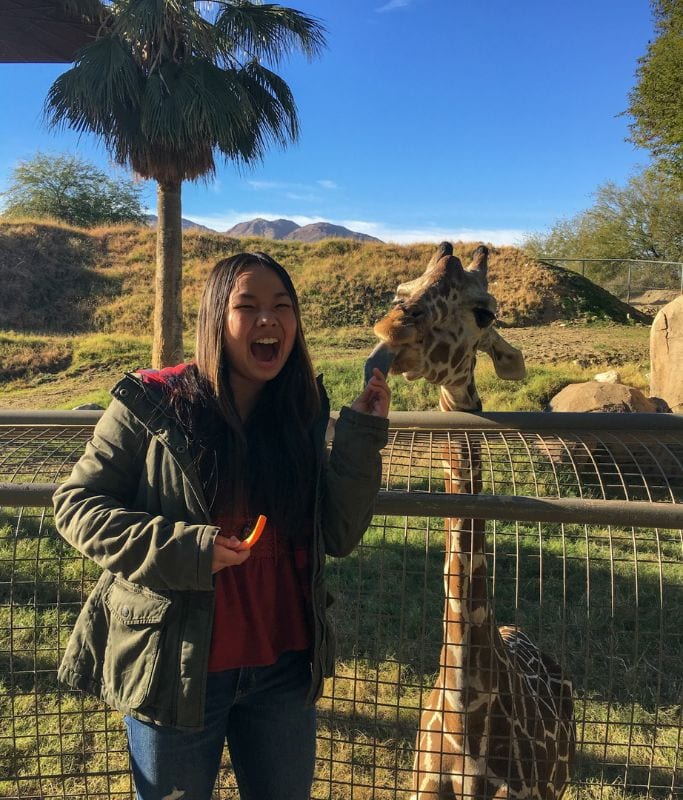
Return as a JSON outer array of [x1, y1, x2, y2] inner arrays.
[[369, 242, 575, 799]]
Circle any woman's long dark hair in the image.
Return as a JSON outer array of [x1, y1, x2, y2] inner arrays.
[[166, 252, 320, 538]]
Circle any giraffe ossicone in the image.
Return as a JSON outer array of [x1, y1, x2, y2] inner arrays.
[[372, 242, 575, 799]]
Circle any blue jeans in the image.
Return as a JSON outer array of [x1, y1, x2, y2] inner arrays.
[[124, 650, 316, 800]]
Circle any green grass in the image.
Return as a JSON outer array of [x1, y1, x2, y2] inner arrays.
[[0, 322, 652, 412], [2, 501, 680, 799], [1, 320, 678, 798]]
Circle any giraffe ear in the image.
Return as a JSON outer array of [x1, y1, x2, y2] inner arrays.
[[426, 242, 464, 282], [478, 327, 526, 380], [466, 245, 488, 280], [430, 241, 453, 264]]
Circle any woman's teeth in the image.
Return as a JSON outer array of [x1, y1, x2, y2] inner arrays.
[[251, 338, 279, 363]]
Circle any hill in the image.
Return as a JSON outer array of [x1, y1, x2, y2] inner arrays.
[[225, 217, 381, 243], [145, 214, 214, 232], [284, 222, 381, 243], [0, 219, 651, 337], [225, 218, 299, 239]]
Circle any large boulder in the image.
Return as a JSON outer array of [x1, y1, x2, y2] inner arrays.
[[650, 295, 683, 413], [543, 380, 673, 501], [547, 381, 663, 413]]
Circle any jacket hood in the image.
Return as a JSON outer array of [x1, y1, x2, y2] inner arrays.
[[136, 363, 193, 387]]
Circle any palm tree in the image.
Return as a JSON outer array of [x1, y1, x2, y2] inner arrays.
[[45, 0, 325, 367]]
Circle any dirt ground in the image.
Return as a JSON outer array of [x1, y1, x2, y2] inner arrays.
[[501, 323, 650, 369]]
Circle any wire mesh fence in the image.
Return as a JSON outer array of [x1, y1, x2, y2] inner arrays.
[[538, 258, 683, 310], [1, 412, 682, 799]]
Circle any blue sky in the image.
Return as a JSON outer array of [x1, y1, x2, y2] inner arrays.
[[0, 0, 655, 245]]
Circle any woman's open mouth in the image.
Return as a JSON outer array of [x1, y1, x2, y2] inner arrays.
[[250, 337, 280, 364]]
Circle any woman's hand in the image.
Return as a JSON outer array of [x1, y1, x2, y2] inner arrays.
[[350, 368, 391, 418], [211, 534, 251, 573]]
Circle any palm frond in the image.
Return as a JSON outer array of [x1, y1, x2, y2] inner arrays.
[[45, 36, 144, 144], [213, 1, 326, 66], [45, 0, 326, 182], [56, 0, 107, 23], [234, 59, 299, 159], [110, 0, 217, 67]]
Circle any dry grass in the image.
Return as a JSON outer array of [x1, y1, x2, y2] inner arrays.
[[0, 221, 652, 339]]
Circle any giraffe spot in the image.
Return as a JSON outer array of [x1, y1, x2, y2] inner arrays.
[[429, 340, 451, 364], [469, 605, 488, 625], [450, 345, 466, 368]]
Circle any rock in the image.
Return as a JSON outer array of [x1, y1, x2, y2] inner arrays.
[[547, 381, 660, 413], [594, 369, 620, 384], [543, 381, 675, 501], [72, 403, 104, 410], [650, 295, 683, 413]]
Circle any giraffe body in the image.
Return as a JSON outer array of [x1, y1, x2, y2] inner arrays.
[[373, 243, 575, 799]]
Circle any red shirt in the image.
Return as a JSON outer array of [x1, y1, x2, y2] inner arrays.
[[208, 512, 313, 671]]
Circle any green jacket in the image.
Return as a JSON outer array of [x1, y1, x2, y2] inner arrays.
[[53, 372, 388, 730]]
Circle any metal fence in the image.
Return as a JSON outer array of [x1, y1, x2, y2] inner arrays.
[[1, 411, 682, 799], [538, 257, 683, 308]]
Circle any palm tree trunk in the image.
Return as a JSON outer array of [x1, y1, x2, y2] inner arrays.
[[152, 179, 184, 368]]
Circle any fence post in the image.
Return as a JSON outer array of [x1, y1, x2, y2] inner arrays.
[[627, 262, 632, 304]]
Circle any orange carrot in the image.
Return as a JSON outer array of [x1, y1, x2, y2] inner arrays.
[[241, 515, 267, 549]]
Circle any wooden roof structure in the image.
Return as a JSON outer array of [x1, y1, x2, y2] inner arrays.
[[0, 0, 103, 63]]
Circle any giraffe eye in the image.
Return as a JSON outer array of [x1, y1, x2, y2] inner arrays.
[[473, 308, 496, 328]]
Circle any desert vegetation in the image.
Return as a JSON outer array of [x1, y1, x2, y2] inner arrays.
[[0, 219, 655, 410]]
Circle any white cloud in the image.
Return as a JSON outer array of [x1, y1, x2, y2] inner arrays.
[[247, 180, 285, 191], [182, 208, 529, 246], [388, 227, 529, 246], [376, 0, 411, 12], [317, 179, 338, 190], [342, 219, 529, 246], [285, 192, 320, 202]]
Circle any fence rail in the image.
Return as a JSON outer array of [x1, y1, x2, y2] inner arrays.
[[1, 411, 682, 799], [539, 256, 683, 306]]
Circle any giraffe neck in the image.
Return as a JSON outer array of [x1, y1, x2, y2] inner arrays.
[[438, 383, 494, 688], [438, 378, 482, 413]]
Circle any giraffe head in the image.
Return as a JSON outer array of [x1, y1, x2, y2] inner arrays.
[[371, 242, 525, 410]]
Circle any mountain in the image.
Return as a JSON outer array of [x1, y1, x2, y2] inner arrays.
[[284, 222, 382, 243], [145, 215, 215, 232], [225, 218, 300, 239], [225, 217, 383, 243], [145, 214, 383, 242]]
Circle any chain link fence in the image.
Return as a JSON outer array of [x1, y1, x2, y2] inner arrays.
[[539, 258, 683, 310]]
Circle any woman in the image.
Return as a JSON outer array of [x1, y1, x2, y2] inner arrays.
[[53, 252, 391, 800]]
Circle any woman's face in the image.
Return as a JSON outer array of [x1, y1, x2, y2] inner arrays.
[[223, 264, 298, 400]]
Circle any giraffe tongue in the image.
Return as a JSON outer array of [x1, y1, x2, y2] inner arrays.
[[364, 342, 396, 384]]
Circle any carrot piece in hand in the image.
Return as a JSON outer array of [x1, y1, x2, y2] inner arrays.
[[242, 515, 267, 549]]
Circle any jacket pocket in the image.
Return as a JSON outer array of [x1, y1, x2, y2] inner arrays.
[[103, 580, 171, 710]]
